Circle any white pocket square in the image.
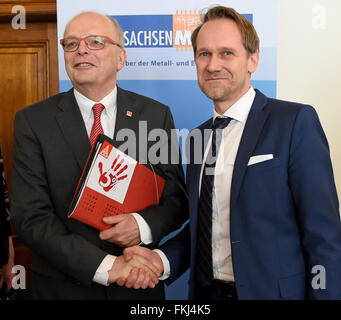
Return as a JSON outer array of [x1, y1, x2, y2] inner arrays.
[[247, 154, 274, 166]]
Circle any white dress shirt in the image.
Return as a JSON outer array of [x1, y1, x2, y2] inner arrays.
[[74, 88, 153, 285], [158, 87, 256, 281]]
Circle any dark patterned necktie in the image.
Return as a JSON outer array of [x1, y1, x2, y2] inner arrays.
[[196, 116, 232, 287]]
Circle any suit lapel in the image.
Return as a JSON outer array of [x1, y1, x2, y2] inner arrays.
[[230, 90, 270, 210], [55, 89, 90, 170], [54, 87, 142, 170], [114, 87, 141, 155], [188, 119, 212, 225], [196, 119, 212, 197]]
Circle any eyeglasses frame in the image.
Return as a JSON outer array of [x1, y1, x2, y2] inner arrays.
[[60, 35, 122, 52]]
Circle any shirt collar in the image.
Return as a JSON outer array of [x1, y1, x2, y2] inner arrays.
[[74, 87, 117, 121], [213, 86, 256, 123]]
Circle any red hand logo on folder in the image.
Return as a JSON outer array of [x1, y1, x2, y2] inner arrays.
[[98, 155, 128, 192], [68, 136, 166, 230]]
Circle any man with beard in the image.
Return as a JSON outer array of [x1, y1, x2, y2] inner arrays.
[[121, 6, 341, 300]]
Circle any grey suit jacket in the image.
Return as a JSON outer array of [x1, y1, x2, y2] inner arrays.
[[11, 87, 188, 299]]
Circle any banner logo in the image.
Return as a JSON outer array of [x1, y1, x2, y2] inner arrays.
[[114, 11, 252, 51]]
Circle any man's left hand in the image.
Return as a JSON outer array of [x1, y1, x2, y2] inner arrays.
[[99, 214, 141, 247]]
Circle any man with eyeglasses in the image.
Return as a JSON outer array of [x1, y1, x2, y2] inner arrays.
[[10, 11, 187, 300]]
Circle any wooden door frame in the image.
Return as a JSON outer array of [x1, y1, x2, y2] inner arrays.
[[0, 0, 58, 298]]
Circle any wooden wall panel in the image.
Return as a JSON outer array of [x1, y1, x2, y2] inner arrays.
[[0, 1, 58, 298], [0, 42, 48, 183], [0, 0, 56, 22], [0, 21, 59, 188]]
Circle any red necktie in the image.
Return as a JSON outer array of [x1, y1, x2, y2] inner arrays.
[[89, 103, 105, 147]]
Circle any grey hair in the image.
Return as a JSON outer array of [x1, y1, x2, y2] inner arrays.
[[63, 11, 125, 48], [107, 16, 125, 48]]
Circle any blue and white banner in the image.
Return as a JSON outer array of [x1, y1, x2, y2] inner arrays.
[[57, 0, 278, 299], [57, 0, 277, 131]]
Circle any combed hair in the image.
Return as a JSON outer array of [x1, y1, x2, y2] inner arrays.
[[191, 6, 260, 56]]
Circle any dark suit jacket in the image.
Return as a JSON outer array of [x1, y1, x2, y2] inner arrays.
[[0, 143, 11, 267], [162, 89, 341, 300], [10, 87, 188, 299]]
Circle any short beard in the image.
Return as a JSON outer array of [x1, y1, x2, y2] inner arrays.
[[199, 80, 245, 105]]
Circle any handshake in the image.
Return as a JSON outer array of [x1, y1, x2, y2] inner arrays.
[[108, 246, 164, 289], [98, 214, 166, 289]]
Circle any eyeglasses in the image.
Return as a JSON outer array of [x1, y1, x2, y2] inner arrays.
[[60, 35, 122, 52]]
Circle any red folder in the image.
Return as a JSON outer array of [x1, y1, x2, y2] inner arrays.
[[68, 134, 165, 230]]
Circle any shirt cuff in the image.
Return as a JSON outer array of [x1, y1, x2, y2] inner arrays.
[[132, 212, 153, 245], [93, 254, 116, 286], [153, 249, 170, 280]]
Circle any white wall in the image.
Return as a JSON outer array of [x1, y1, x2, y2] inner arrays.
[[278, 0, 341, 201]]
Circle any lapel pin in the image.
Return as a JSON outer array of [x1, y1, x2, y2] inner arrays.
[[126, 110, 133, 117]]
